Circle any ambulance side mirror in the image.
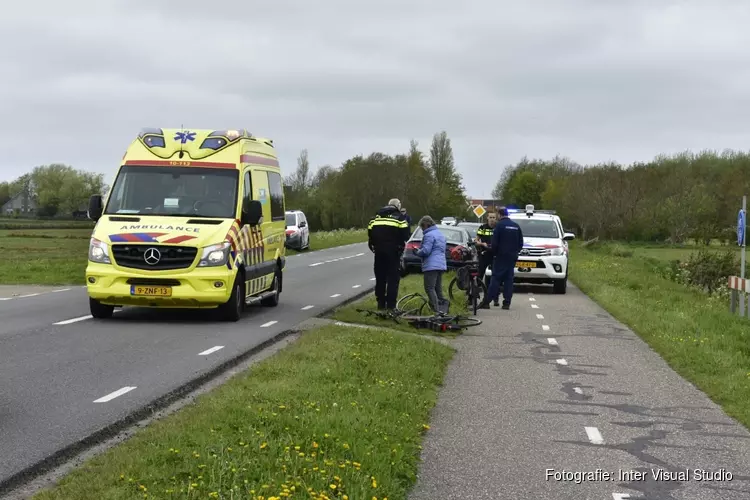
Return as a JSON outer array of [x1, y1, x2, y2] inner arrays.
[[88, 195, 103, 221], [242, 199, 263, 226]]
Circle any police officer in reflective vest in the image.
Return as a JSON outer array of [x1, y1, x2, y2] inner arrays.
[[368, 198, 411, 310], [480, 206, 524, 310], [475, 211, 499, 306]]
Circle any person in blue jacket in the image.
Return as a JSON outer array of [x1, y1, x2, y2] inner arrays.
[[480, 206, 524, 310], [412, 215, 448, 313]]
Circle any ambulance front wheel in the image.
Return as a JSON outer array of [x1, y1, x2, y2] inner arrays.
[[89, 297, 114, 319]]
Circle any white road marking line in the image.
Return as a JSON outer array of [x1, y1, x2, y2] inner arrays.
[[547, 338, 558, 345], [309, 262, 323, 267], [52, 288, 71, 293], [370, 277, 376, 281], [352, 284, 361, 288], [301, 305, 314, 310], [529, 297, 536, 301], [536, 314, 544, 319], [355, 252, 365, 256], [585, 426, 604, 444], [612, 494, 631, 500], [0, 298, 12, 301], [556, 358, 568, 365], [574, 387, 584, 395], [54, 315, 93, 325], [542, 324, 550, 331], [93, 386, 136, 403], [16, 293, 40, 298], [198, 346, 224, 356], [531, 304, 539, 309], [330, 294, 341, 298], [260, 321, 278, 327]]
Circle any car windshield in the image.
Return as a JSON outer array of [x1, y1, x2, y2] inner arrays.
[[285, 213, 297, 226], [512, 218, 560, 238], [459, 224, 480, 239], [410, 226, 465, 244], [104, 166, 239, 218]]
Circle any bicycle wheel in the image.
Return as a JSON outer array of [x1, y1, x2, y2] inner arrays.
[[444, 315, 483, 329], [396, 293, 429, 316]]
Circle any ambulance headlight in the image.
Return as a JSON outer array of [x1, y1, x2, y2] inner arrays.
[[199, 242, 231, 267], [88, 237, 111, 264], [551, 247, 564, 256]]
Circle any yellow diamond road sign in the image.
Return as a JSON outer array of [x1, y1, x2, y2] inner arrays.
[[473, 205, 486, 218]]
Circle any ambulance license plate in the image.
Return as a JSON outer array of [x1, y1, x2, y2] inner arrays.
[[130, 285, 172, 297]]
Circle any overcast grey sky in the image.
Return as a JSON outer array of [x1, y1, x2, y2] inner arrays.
[[1, 0, 749, 198]]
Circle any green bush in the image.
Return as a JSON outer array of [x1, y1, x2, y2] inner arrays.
[[672, 248, 737, 294]]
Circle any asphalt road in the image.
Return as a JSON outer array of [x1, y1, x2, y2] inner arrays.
[[0, 242, 374, 490], [409, 283, 750, 500]]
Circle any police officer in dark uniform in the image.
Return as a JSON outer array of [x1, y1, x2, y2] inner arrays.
[[474, 211, 499, 306], [480, 206, 524, 310], [368, 198, 411, 310]]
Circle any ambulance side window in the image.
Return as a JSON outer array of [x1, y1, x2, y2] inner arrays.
[[243, 171, 252, 202], [266, 171, 285, 221]]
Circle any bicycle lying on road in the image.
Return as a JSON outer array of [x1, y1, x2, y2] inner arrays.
[[357, 292, 482, 332], [447, 256, 488, 316]]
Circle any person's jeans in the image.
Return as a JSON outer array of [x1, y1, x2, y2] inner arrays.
[[423, 270, 446, 312], [486, 259, 516, 305], [374, 251, 401, 308]]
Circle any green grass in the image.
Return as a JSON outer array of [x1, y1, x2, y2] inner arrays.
[[332, 272, 468, 335], [0, 228, 92, 285], [33, 324, 454, 500], [570, 245, 750, 429], [287, 229, 368, 254], [0, 227, 368, 286]]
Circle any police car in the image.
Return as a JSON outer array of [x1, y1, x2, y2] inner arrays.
[[485, 204, 575, 294]]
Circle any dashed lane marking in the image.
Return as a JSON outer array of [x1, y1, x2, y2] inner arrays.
[[309, 262, 323, 267], [556, 359, 568, 365], [574, 387, 584, 395], [54, 315, 93, 325], [531, 304, 539, 309], [93, 386, 137, 403], [529, 297, 536, 301], [612, 494, 631, 500], [260, 321, 278, 328], [542, 324, 550, 331], [330, 293, 341, 298], [370, 277, 376, 281], [301, 305, 314, 310], [585, 426, 604, 445], [198, 346, 224, 356], [547, 338, 558, 345], [536, 314, 544, 319], [352, 285, 361, 288]]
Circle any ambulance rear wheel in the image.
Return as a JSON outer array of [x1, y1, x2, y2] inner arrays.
[[89, 298, 114, 319], [261, 268, 281, 307]]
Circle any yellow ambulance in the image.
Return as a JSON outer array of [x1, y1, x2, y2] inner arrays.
[[85, 128, 287, 321]]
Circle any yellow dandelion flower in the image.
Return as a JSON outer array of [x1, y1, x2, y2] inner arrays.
[[260, 442, 268, 449], [329, 484, 337, 490]]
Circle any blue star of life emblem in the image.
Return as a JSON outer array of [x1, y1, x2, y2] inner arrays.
[[174, 131, 196, 144]]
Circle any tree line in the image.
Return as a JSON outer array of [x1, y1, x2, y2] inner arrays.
[[1, 164, 106, 217], [492, 150, 750, 243], [283, 131, 467, 231]]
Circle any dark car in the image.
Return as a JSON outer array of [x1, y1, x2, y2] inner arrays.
[[455, 221, 481, 240], [402, 224, 477, 273]]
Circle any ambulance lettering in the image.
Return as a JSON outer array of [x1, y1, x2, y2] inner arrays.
[[119, 224, 200, 233]]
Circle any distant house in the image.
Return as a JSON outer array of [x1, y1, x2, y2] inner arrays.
[[2, 192, 37, 215]]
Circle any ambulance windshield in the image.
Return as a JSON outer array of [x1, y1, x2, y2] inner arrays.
[[104, 166, 239, 218]]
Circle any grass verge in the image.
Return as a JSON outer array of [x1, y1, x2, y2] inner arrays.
[[0, 227, 367, 285], [33, 324, 454, 500], [287, 229, 368, 254], [569, 245, 750, 429], [332, 272, 468, 335]]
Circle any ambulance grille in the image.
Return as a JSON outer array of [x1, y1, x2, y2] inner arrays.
[[111, 244, 198, 270]]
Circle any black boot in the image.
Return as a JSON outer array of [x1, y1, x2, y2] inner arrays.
[[478, 299, 490, 309], [501, 302, 510, 310]]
